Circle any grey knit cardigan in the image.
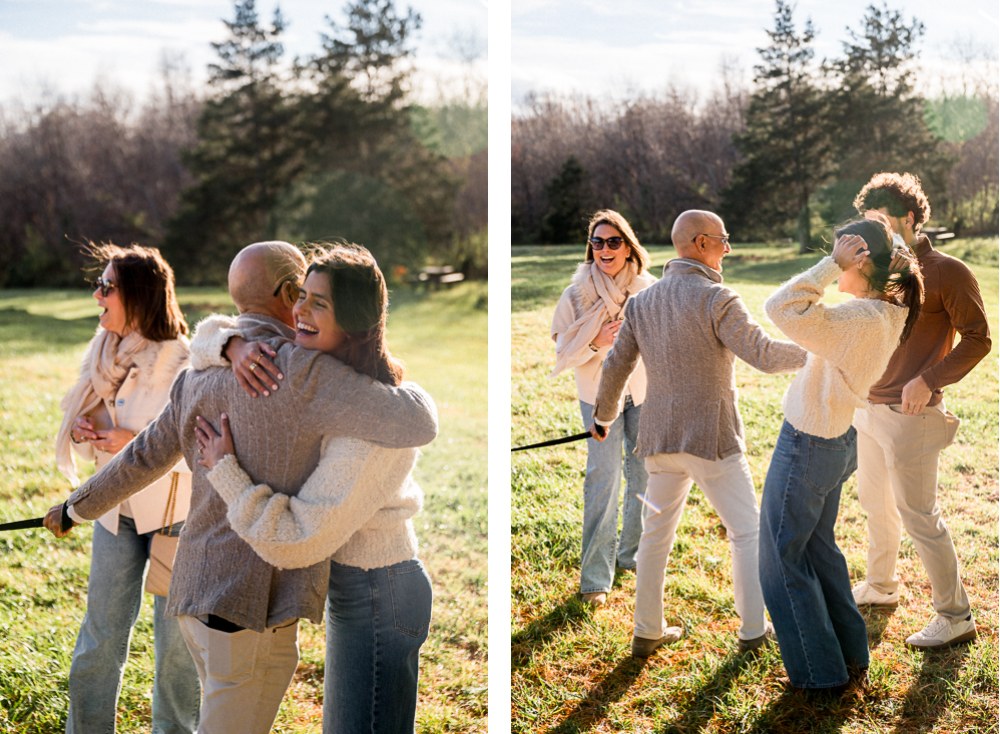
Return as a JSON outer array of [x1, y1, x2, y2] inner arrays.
[[593, 258, 807, 460], [67, 313, 438, 631]]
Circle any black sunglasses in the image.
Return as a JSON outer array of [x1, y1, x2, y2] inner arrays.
[[589, 236, 626, 251], [92, 276, 116, 297]]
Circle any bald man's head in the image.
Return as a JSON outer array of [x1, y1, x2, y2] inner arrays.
[[671, 210, 730, 272], [229, 241, 306, 315]]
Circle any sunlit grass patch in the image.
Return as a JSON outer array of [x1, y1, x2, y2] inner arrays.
[[0, 281, 486, 733]]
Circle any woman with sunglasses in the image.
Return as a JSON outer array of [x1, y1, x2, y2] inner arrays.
[[55, 244, 199, 733], [189, 244, 432, 734], [550, 210, 657, 606]]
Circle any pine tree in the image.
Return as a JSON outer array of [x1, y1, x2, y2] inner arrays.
[[541, 156, 589, 245], [826, 3, 953, 213], [722, 0, 830, 252], [163, 0, 297, 283]]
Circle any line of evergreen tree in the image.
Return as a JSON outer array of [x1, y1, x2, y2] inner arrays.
[[161, 0, 459, 284]]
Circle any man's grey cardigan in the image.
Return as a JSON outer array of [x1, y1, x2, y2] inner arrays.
[[593, 258, 807, 461], [66, 314, 438, 632]]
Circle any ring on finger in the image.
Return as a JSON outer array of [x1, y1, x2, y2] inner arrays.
[[254, 354, 263, 365], [249, 362, 257, 373]]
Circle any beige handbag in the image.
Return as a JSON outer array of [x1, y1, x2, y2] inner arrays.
[[145, 472, 180, 597]]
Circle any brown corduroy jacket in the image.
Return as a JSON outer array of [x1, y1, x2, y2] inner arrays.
[[67, 313, 438, 632]]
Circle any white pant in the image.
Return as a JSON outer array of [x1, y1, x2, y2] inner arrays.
[[855, 401, 970, 621], [177, 615, 300, 734], [633, 452, 766, 641]]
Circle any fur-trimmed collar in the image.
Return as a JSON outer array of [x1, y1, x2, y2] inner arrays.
[[130, 336, 191, 385]]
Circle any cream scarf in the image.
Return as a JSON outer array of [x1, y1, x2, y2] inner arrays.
[[550, 259, 656, 377], [56, 328, 149, 487]]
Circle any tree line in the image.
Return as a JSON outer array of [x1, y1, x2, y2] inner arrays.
[[512, 1, 998, 252], [0, 0, 487, 288]]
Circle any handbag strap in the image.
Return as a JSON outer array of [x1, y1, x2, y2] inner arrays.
[[159, 472, 179, 536]]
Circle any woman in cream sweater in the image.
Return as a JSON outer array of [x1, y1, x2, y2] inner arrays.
[[759, 216, 923, 693], [55, 244, 198, 733], [550, 210, 657, 606], [191, 245, 430, 734]]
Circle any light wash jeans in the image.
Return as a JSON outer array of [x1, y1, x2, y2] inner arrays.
[[324, 558, 433, 734], [579, 396, 648, 594], [634, 451, 767, 641], [67, 517, 200, 734], [759, 421, 869, 689]]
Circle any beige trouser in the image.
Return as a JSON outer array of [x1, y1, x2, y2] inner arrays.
[[854, 402, 970, 621], [633, 452, 766, 642], [177, 615, 300, 734]]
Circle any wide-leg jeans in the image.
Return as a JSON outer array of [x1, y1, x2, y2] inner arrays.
[[759, 421, 869, 689], [67, 517, 200, 734], [324, 558, 433, 734], [578, 396, 648, 594]]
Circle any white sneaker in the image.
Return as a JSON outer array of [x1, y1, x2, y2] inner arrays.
[[906, 614, 977, 650], [852, 581, 899, 607]]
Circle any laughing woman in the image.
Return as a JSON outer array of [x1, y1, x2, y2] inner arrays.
[[54, 244, 199, 733], [759, 217, 923, 692], [550, 210, 657, 606], [190, 245, 431, 734]]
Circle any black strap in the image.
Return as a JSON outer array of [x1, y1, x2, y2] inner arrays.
[[511, 431, 592, 452], [0, 517, 44, 532]]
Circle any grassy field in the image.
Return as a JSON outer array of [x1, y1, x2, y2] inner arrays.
[[0, 281, 487, 733], [511, 239, 998, 734]]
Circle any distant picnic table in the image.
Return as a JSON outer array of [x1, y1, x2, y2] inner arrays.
[[923, 227, 955, 241], [411, 266, 465, 289]]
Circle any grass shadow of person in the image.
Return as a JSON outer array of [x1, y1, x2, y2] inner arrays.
[[657, 652, 757, 734], [512, 593, 592, 672], [747, 685, 857, 734], [889, 643, 971, 733], [545, 654, 649, 734], [861, 606, 895, 650]]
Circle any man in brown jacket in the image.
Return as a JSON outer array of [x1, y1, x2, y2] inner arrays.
[[852, 173, 991, 649], [46, 242, 438, 732], [591, 210, 806, 658]]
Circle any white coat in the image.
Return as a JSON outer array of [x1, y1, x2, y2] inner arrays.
[[72, 338, 193, 535]]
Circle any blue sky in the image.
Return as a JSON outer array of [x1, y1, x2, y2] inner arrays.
[[0, 0, 487, 103], [512, 0, 999, 104]]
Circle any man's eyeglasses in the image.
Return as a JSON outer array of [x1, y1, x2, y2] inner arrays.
[[92, 276, 116, 297], [589, 236, 626, 251], [693, 233, 730, 246], [273, 278, 301, 298]]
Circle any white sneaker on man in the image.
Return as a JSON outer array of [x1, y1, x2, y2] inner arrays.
[[852, 581, 899, 607], [906, 615, 977, 650]]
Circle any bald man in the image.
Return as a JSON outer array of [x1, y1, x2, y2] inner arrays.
[[591, 210, 807, 658], [47, 241, 438, 733]]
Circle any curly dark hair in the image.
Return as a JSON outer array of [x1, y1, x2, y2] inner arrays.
[[853, 172, 931, 230]]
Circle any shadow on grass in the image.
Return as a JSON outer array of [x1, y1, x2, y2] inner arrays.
[[890, 644, 971, 734], [658, 653, 756, 734], [511, 594, 589, 672], [546, 655, 648, 734], [862, 606, 896, 650], [749, 687, 856, 734]]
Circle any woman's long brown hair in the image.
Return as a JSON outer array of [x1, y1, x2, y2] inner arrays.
[[834, 216, 923, 345], [84, 241, 188, 341], [306, 245, 405, 386]]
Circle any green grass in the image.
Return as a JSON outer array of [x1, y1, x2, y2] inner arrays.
[[0, 281, 487, 733], [511, 239, 999, 734]]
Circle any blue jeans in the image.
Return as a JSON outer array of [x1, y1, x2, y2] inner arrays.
[[324, 558, 433, 734], [759, 421, 869, 689], [579, 396, 648, 593], [67, 517, 200, 734]]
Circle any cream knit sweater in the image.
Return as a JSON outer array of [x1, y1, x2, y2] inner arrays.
[[764, 257, 908, 439], [192, 314, 423, 571]]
